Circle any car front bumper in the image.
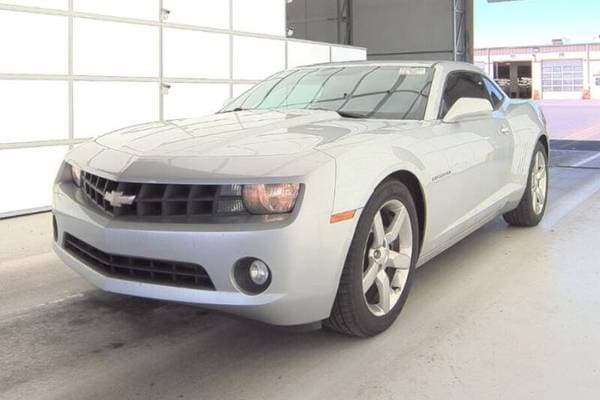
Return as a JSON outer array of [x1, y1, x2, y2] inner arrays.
[[52, 173, 359, 326]]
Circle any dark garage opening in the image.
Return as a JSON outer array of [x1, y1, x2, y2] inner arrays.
[[494, 61, 532, 99]]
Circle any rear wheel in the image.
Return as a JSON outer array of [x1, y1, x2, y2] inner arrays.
[[503, 142, 548, 227], [326, 180, 419, 337]]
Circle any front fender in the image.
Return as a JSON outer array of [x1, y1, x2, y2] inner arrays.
[[329, 144, 429, 215], [506, 101, 549, 186]]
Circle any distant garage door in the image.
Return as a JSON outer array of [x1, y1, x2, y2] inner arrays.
[[542, 60, 584, 99]]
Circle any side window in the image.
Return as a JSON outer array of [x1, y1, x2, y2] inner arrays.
[[483, 77, 505, 109], [439, 72, 491, 118]]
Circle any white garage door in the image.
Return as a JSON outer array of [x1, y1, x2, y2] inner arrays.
[[0, 1, 366, 217], [542, 60, 584, 94]]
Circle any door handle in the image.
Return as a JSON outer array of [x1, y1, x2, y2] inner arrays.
[[500, 126, 511, 135]]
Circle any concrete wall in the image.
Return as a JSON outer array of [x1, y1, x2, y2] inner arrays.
[[286, 0, 341, 44], [287, 0, 474, 62], [354, 0, 453, 60]]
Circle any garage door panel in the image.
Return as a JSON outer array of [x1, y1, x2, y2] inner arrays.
[[163, 0, 229, 29], [0, 81, 69, 144], [163, 28, 229, 79], [542, 60, 584, 97], [0, 11, 68, 74], [233, 36, 285, 80], [233, 84, 254, 98], [1, 0, 66, 9], [74, 0, 158, 20], [233, 0, 285, 36], [73, 18, 158, 77], [74, 81, 158, 139], [0, 146, 67, 215], [163, 83, 230, 120]]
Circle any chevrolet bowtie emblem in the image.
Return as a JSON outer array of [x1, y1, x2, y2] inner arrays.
[[103, 190, 136, 207]]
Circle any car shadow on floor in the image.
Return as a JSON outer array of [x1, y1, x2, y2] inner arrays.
[[2, 217, 515, 393]]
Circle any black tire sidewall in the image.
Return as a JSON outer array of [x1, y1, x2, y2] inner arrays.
[[345, 180, 420, 335], [524, 142, 549, 223]]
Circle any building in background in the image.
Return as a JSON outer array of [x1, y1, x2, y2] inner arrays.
[[474, 42, 600, 100]]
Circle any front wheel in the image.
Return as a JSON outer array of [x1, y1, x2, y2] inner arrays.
[[325, 180, 419, 337], [503, 142, 548, 227]]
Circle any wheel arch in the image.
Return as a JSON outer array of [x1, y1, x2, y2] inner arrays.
[[538, 134, 549, 156], [325, 168, 427, 335], [381, 170, 427, 253]]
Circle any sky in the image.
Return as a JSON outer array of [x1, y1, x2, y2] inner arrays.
[[475, 0, 600, 48]]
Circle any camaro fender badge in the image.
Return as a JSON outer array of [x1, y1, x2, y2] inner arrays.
[[432, 170, 452, 182], [103, 190, 136, 207]]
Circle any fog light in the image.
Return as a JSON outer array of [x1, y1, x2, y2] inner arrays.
[[249, 260, 269, 285], [233, 257, 272, 295]]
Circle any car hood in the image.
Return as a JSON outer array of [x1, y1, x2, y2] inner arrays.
[[67, 110, 427, 182]]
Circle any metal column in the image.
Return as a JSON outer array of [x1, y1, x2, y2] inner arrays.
[[453, 0, 467, 62]]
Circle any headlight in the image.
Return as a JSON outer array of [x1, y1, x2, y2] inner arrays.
[[69, 163, 82, 187], [242, 183, 300, 214]]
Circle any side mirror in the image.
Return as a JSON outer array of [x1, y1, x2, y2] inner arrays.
[[443, 98, 493, 123]]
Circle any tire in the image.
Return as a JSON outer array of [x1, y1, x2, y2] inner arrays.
[[503, 141, 548, 227], [325, 180, 420, 337]]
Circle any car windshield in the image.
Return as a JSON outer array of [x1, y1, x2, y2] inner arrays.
[[221, 65, 434, 120]]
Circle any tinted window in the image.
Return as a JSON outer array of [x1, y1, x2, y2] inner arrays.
[[483, 77, 505, 109], [440, 72, 491, 118]]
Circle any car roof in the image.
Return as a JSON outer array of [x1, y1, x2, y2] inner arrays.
[[294, 60, 483, 73]]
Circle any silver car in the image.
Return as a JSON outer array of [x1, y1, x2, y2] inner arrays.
[[53, 61, 549, 336]]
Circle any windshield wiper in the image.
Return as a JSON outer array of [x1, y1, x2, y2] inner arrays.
[[335, 110, 368, 119], [306, 107, 367, 119], [220, 107, 367, 118], [219, 107, 250, 114]]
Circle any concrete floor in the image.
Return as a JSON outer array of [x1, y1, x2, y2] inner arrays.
[[2, 162, 600, 400], [539, 100, 600, 141]]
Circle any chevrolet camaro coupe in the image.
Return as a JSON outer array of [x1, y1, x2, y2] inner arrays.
[[53, 61, 549, 336]]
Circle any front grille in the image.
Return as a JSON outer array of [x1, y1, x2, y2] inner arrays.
[[81, 171, 246, 218], [64, 233, 215, 290]]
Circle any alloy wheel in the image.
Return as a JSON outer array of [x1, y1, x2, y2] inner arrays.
[[531, 151, 548, 215], [362, 199, 413, 316]]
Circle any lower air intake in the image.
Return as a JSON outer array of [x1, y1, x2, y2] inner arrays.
[[63, 233, 215, 290]]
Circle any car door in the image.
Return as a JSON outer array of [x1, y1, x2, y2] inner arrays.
[[423, 71, 513, 254], [482, 75, 514, 192]]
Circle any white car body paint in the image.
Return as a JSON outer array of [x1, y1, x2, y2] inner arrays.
[[52, 61, 548, 325]]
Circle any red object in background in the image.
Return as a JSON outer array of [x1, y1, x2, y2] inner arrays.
[[582, 88, 592, 100]]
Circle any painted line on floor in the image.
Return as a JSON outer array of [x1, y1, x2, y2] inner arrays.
[[572, 151, 600, 168], [543, 170, 600, 229], [40, 292, 85, 307], [563, 121, 600, 141], [0, 292, 85, 325]]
